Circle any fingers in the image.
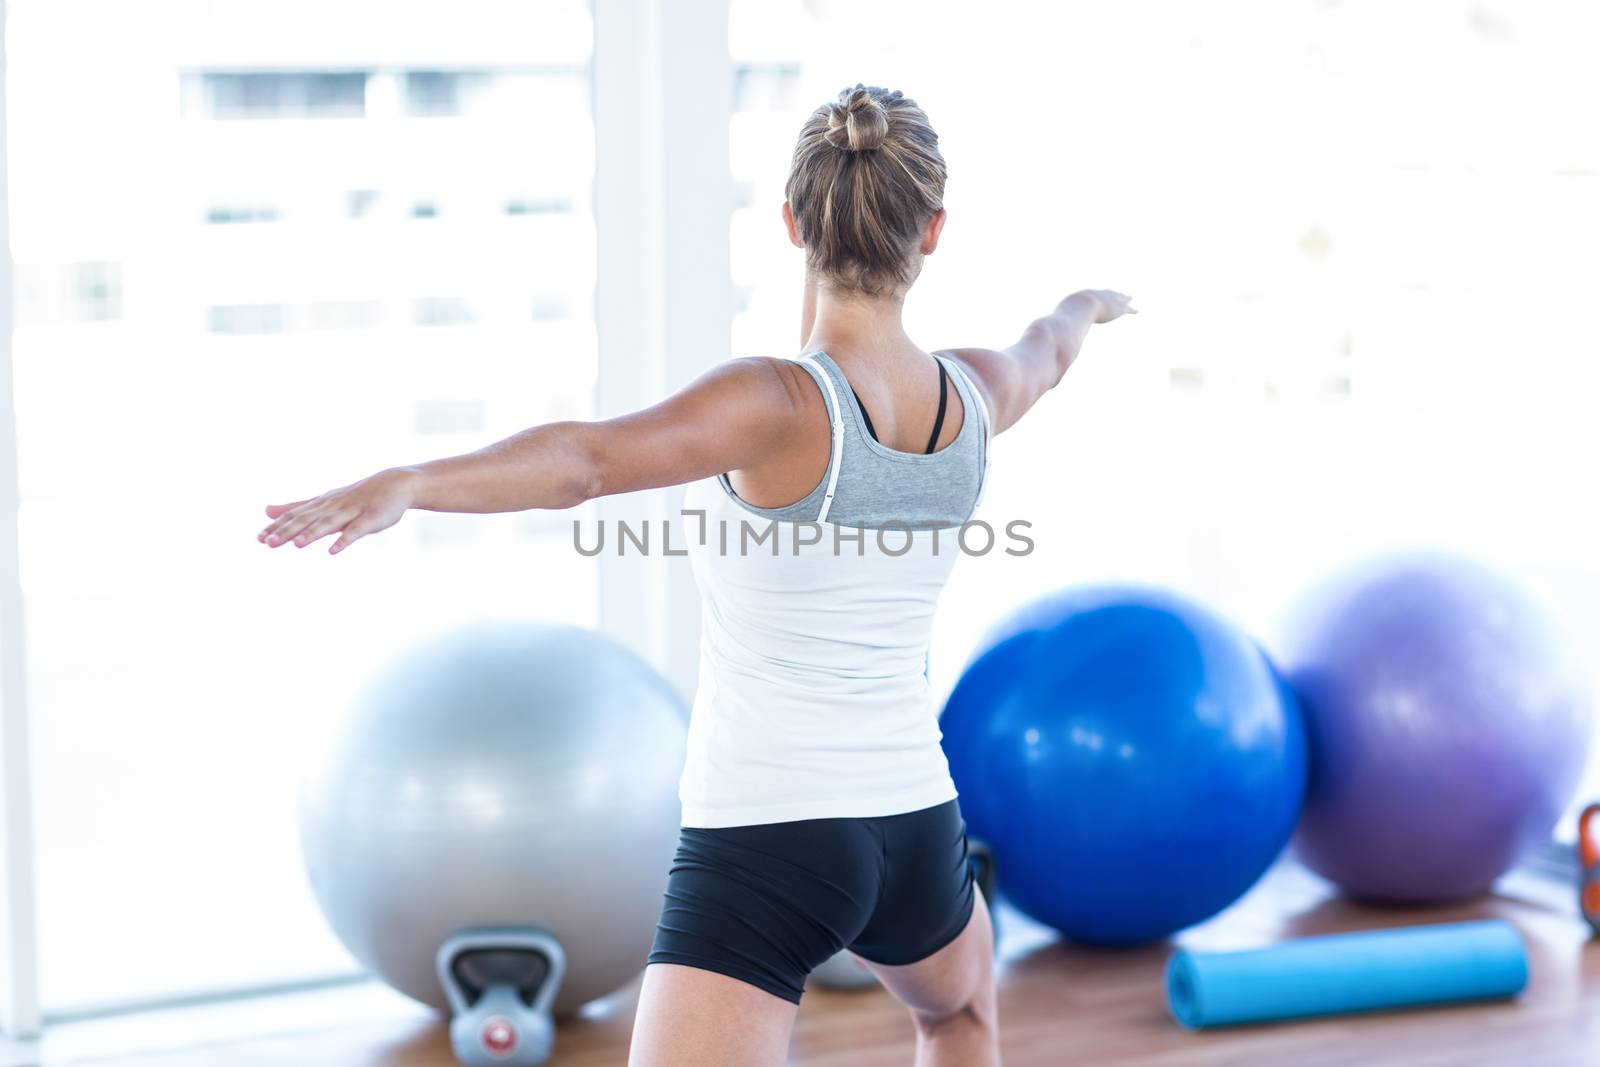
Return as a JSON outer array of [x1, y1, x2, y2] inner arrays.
[[259, 511, 301, 545], [330, 517, 375, 556], [265, 512, 315, 547], [292, 508, 359, 549], [1102, 290, 1138, 319], [261, 507, 315, 546], [259, 482, 385, 555], [266, 507, 358, 549], [260, 499, 315, 543]]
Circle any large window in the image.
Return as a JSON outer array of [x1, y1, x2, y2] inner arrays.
[[7, 0, 598, 1012], [729, 0, 1600, 821]]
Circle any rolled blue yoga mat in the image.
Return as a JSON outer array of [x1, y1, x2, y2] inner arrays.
[[1165, 919, 1528, 1029]]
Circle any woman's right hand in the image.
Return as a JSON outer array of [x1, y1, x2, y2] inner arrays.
[[1072, 289, 1138, 324], [259, 467, 419, 555]]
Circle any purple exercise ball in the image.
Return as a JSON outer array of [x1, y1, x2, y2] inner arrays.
[[1279, 552, 1592, 903]]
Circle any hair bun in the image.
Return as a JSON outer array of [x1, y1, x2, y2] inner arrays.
[[825, 84, 890, 152]]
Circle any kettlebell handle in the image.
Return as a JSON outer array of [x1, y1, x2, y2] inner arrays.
[[436, 927, 568, 1019]]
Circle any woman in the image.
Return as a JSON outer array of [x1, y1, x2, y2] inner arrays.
[[260, 84, 1133, 1066]]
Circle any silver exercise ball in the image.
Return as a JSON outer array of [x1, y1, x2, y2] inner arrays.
[[300, 619, 687, 1017]]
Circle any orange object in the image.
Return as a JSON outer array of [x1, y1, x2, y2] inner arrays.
[[1580, 804, 1600, 935]]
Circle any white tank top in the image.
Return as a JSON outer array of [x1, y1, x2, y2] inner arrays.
[[678, 351, 991, 828]]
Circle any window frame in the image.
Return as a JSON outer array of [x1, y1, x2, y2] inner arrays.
[[0, 0, 41, 1036]]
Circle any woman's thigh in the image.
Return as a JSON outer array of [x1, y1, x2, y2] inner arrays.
[[631, 817, 881, 1063], [628, 962, 798, 1067], [646, 820, 882, 1002], [848, 800, 996, 1022], [859, 886, 997, 1022]]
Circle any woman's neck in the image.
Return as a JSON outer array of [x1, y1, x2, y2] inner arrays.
[[800, 277, 914, 359]]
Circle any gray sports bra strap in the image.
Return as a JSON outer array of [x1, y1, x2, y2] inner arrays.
[[798, 353, 846, 523], [938, 356, 991, 506]]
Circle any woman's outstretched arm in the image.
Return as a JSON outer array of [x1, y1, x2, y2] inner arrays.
[[258, 357, 810, 555], [939, 289, 1135, 435]]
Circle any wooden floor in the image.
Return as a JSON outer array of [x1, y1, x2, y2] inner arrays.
[[67, 863, 1600, 1067]]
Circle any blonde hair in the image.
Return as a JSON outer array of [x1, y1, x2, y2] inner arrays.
[[785, 84, 947, 297]]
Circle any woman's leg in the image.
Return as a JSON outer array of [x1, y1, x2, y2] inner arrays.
[[860, 886, 1000, 1067], [631, 818, 880, 1064], [627, 962, 798, 1067]]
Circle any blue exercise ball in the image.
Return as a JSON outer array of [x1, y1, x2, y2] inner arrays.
[[942, 585, 1306, 944]]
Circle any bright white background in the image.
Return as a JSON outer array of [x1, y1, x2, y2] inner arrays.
[[727, 0, 1600, 805], [8, 0, 598, 1012], [5, 0, 1599, 1022]]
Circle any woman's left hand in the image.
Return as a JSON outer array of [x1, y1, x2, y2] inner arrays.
[[258, 467, 418, 555]]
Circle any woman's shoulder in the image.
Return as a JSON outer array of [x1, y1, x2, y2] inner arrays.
[[930, 349, 997, 431], [711, 355, 832, 419]]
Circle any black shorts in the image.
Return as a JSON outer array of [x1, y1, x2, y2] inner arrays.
[[646, 798, 977, 1004]]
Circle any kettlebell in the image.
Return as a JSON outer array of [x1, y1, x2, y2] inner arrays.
[[436, 927, 567, 1067]]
